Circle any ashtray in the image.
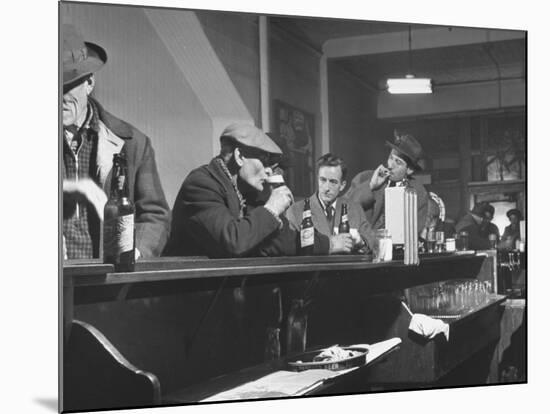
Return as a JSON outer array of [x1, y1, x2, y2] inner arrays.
[[287, 345, 369, 372]]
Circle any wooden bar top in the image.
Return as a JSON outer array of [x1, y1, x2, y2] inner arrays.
[[63, 252, 481, 287]]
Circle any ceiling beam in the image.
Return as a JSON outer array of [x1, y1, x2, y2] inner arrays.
[[323, 27, 525, 58]]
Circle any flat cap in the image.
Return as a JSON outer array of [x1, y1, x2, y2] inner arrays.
[[220, 123, 282, 155]]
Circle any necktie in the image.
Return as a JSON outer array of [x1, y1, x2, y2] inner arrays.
[[325, 205, 333, 221]]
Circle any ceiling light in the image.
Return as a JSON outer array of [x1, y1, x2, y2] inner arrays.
[[386, 26, 433, 94], [387, 74, 432, 94]]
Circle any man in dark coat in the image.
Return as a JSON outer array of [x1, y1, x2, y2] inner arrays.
[[344, 133, 429, 234], [62, 24, 170, 259], [455, 202, 495, 250], [164, 124, 352, 258]]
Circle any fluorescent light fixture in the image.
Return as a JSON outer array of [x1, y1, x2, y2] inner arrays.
[[387, 74, 432, 94]]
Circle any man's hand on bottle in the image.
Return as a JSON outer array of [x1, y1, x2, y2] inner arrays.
[[329, 233, 354, 254], [370, 164, 390, 191], [63, 178, 108, 220], [264, 185, 294, 216]]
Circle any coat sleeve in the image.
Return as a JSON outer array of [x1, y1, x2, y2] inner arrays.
[[345, 171, 376, 212], [180, 172, 282, 257], [351, 201, 375, 251], [133, 136, 171, 258]]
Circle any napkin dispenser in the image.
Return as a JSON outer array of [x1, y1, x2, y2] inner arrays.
[[385, 186, 419, 265]]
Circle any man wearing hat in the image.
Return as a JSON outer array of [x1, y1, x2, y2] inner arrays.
[[480, 203, 500, 242], [455, 202, 495, 250], [501, 208, 523, 248], [164, 123, 349, 258], [344, 133, 429, 233], [62, 24, 170, 259]]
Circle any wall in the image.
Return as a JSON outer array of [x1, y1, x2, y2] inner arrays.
[[378, 79, 525, 119], [328, 62, 387, 184], [196, 10, 261, 125], [61, 3, 212, 208]]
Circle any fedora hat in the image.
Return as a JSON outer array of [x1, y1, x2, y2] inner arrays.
[[506, 208, 523, 220], [385, 133, 424, 171], [63, 24, 107, 86]]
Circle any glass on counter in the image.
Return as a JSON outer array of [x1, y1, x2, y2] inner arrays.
[[426, 228, 436, 253], [435, 231, 445, 253], [406, 279, 494, 317], [373, 229, 393, 263], [457, 231, 469, 251], [445, 238, 456, 252]]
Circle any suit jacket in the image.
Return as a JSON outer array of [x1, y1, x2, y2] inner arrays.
[[286, 194, 375, 249], [344, 170, 428, 234], [63, 98, 171, 258], [164, 158, 329, 258], [455, 213, 491, 250]]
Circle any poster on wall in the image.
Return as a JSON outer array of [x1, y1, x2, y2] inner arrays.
[[60, 1, 527, 413], [272, 99, 315, 198]]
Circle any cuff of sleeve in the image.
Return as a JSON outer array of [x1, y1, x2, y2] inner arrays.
[[263, 206, 283, 229]]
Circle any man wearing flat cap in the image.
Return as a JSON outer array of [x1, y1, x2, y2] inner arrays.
[[164, 123, 348, 258], [344, 132, 429, 234], [62, 24, 170, 259]]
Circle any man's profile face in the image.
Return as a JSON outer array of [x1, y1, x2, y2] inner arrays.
[[236, 149, 273, 192], [509, 213, 520, 226], [317, 165, 346, 206], [387, 150, 413, 182], [63, 76, 93, 127]]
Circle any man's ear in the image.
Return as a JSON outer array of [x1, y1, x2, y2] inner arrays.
[[85, 75, 95, 95], [234, 147, 244, 167], [339, 180, 347, 193], [407, 167, 414, 176]]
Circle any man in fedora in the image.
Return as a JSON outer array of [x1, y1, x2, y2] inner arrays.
[[164, 123, 351, 258], [501, 208, 523, 249], [455, 202, 496, 250], [62, 24, 170, 259], [345, 133, 429, 233]]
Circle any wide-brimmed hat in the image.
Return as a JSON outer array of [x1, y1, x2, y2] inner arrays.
[[220, 123, 282, 155], [385, 134, 424, 171], [506, 208, 523, 220], [63, 24, 107, 86]]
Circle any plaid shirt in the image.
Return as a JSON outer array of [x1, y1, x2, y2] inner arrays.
[[62, 102, 101, 259]]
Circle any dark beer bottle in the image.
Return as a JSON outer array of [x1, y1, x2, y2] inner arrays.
[[338, 203, 350, 234], [103, 153, 135, 272], [300, 197, 314, 255]]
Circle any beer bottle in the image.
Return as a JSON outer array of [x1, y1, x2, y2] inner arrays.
[[338, 203, 350, 234], [103, 153, 135, 272], [300, 197, 314, 255]]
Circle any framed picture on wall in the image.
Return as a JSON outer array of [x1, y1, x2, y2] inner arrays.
[[272, 99, 315, 198]]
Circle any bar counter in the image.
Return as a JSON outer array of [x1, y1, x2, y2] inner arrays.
[[62, 252, 511, 412]]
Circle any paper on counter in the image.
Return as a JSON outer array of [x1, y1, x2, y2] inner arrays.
[[201, 338, 402, 402], [201, 368, 355, 402]]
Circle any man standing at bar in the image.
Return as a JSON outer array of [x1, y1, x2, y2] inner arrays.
[[286, 153, 371, 251], [501, 208, 523, 249], [480, 203, 500, 242], [455, 202, 494, 250], [345, 133, 429, 234], [62, 24, 170, 259], [164, 123, 352, 258]]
